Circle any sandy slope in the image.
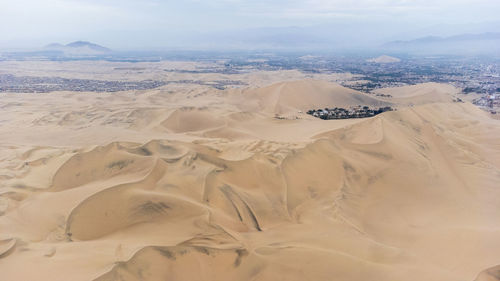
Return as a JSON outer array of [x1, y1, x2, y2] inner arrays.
[[237, 79, 389, 115], [475, 265, 500, 281], [373, 82, 460, 105], [0, 79, 499, 281]]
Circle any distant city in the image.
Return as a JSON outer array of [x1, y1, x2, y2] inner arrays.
[[0, 44, 499, 114]]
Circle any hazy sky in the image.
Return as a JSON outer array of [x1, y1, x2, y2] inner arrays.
[[1, 0, 499, 49]]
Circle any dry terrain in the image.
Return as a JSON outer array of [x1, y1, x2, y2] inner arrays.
[[0, 62, 499, 281]]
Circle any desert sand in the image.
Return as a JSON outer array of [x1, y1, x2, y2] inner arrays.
[[0, 73, 499, 281]]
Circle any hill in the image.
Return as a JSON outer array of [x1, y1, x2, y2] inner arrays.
[[383, 32, 500, 55], [372, 82, 460, 105], [237, 79, 390, 115], [44, 41, 111, 56]]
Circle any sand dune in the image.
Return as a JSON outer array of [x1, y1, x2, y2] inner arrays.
[[239, 79, 390, 115], [0, 238, 16, 259], [0, 79, 499, 281], [475, 265, 500, 281], [162, 107, 226, 133], [372, 82, 460, 105]]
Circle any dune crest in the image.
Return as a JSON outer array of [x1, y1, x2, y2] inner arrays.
[[372, 82, 460, 105], [240, 79, 390, 115], [0, 79, 499, 281]]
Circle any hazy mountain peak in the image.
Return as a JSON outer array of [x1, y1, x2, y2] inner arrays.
[[43, 41, 111, 56], [385, 32, 500, 45], [44, 43, 65, 49], [65, 41, 110, 51], [382, 32, 500, 55]]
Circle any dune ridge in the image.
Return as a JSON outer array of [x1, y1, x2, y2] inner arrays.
[[0, 79, 499, 280]]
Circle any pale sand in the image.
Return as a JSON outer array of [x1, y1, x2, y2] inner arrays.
[[0, 78, 499, 281], [372, 82, 461, 105]]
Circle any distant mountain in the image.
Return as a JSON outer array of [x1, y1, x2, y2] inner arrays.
[[383, 32, 500, 55], [44, 41, 111, 56], [44, 43, 65, 49], [386, 33, 500, 46], [367, 55, 401, 63], [65, 41, 111, 52]]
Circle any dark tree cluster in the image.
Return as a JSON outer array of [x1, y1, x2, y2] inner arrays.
[[307, 106, 393, 120]]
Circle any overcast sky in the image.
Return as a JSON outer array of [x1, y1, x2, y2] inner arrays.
[[1, 0, 499, 49]]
